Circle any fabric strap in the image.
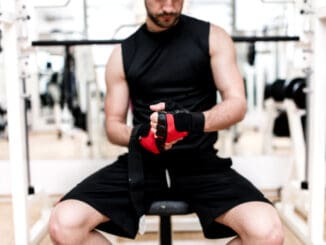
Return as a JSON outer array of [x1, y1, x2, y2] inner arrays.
[[128, 125, 145, 217]]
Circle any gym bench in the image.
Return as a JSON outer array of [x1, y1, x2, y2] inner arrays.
[[147, 200, 192, 245]]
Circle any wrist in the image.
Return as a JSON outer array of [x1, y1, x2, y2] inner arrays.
[[173, 112, 205, 133]]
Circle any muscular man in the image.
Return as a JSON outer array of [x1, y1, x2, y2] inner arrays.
[[49, 0, 284, 244]]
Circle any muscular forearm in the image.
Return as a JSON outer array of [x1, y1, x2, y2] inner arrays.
[[106, 120, 132, 147], [203, 97, 247, 132]]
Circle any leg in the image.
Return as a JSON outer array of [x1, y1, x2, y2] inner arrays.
[[49, 199, 111, 245], [215, 201, 284, 245]]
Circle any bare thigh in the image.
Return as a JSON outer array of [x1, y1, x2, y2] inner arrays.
[[51, 199, 110, 230], [215, 201, 281, 236]]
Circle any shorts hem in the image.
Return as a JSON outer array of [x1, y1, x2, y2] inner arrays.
[[60, 196, 139, 239], [202, 198, 272, 239]]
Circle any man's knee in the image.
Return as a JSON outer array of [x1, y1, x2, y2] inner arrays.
[[255, 219, 284, 245], [48, 201, 87, 244], [246, 213, 284, 245], [219, 202, 284, 245]]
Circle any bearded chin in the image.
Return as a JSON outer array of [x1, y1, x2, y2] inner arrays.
[[148, 12, 180, 29]]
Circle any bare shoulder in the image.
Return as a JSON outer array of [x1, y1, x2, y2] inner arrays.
[[106, 44, 122, 70], [209, 24, 235, 56], [105, 44, 125, 82]]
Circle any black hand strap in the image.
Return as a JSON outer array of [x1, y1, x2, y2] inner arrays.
[[155, 112, 167, 152], [128, 125, 145, 217], [173, 111, 205, 133]]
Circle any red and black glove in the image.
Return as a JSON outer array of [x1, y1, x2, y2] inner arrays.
[[137, 124, 160, 154], [155, 111, 205, 150]]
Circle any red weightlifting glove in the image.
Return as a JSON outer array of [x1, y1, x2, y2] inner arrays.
[[155, 111, 205, 150], [165, 113, 189, 143], [137, 124, 160, 154]]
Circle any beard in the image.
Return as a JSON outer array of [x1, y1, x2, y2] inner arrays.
[[145, 6, 181, 29]]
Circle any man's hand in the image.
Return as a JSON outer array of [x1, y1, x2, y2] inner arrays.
[[150, 102, 185, 151], [149, 102, 205, 151], [137, 102, 182, 154], [137, 123, 160, 154]]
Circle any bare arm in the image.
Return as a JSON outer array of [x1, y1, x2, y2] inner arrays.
[[202, 25, 247, 132], [149, 26, 246, 138], [104, 45, 131, 146]]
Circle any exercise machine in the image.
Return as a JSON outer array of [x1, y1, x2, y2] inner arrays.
[[1, 0, 51, 244]]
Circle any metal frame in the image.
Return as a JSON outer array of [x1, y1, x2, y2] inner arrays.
[[2, 0, 50, 244], [276, 4, 326, 244], [306, 8, 326, 243], [31, 35, 300, 47]]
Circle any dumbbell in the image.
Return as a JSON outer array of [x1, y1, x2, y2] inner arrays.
[[265, 77, 306, 109], [264, 79, 286, 101], [285, 77, 306, 109]]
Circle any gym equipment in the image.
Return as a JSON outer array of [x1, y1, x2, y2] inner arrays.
[[2, 1, 51, 244], [0, 106, 7, 127], [285, 78, 306, 109], [22, 75, 34, 194], [247, 42, 256, 66], [273, 110, 290, 137], [32, 42, 97, 143], [147, 201, 191, 245], [32, 35, 300, 47], [265, 77, 307, 109], [272, 110, 307, 139], [264, 25, 326, 242], [264, 78, 307, 139], [301, 4, 326, 244], [269, 78, 287, 102]]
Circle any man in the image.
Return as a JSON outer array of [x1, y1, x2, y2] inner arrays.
[[49, 0, 284, 244]]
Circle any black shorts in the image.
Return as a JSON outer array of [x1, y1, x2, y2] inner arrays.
[[61, 150, 271, 239]]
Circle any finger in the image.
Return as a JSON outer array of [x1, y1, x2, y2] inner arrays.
[[151, 127, 157, 137], [164, 140, 178, 150], [150, 102, 166, 112], [150, 121, 157, 129], [167, 138, 183, 145], [165, 142, 173, 149], [164, 145, 172, 151], [150, 112, 158, 123]]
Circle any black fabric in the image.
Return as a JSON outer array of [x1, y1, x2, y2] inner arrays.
[[128, 126, 146, 217], [136, 123, 151, 137], [156, 110, 204, 138], [156, 112, 167, 151], [174, 111, 205, 133], [61, 152, 271, 239], [61, 154, 139, 238], [122, 14, 217, 152]]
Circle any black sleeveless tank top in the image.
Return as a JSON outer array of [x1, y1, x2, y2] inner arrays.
[[122, 15, 217, 152]]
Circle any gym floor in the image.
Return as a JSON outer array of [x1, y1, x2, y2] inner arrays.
[[0, 130, 315, 244]]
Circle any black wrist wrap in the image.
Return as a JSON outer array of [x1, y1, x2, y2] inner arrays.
[[173, 112, 205, 133], [156, 112, 167, 152]]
